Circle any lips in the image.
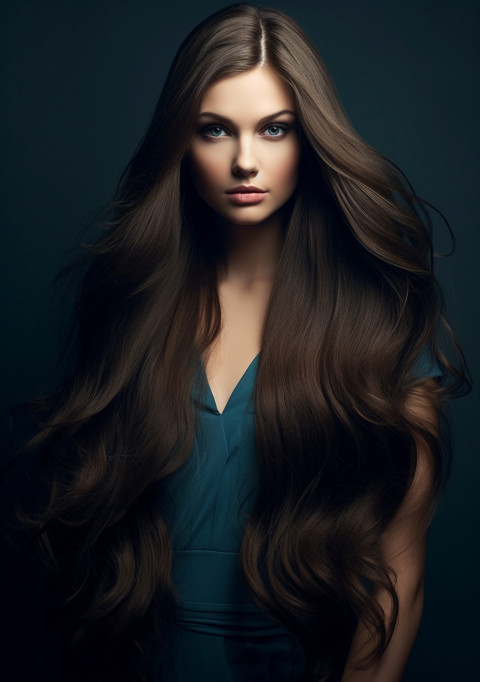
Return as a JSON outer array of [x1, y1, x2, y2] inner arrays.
[[226, 185, 266, 194], [226, 185, 267, 206]]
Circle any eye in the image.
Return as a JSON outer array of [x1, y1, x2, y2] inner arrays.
[[262, 124, 289, 138], [200, 125, 228, 138]]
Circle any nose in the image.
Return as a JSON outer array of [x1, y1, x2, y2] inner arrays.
[[232, 135, 258, 177]]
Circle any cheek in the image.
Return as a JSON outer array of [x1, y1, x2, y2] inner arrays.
[[189, 147, 227, 194], [270, 145, 300, 191]]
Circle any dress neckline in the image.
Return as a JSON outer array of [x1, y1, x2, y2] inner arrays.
[[202, 352, 260, 415]]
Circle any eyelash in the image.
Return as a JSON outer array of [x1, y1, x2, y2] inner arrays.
[[199, 123, 291, 140]]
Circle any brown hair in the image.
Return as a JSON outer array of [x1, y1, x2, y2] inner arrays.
[[13, 4, 468, 680]]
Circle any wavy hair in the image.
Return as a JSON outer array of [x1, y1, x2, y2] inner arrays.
[[11, 4, 468, 681]]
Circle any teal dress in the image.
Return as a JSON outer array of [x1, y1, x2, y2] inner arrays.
[[157, 349, 441, 680], [158, 354, 305, 681]]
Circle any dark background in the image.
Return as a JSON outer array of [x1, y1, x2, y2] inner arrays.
[[1, 1, 478, 679]]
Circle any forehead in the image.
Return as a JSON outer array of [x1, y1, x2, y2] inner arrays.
[[199, 66, 295, 119]]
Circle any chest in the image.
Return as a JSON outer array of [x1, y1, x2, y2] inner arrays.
[[202, 279, 271, 414]]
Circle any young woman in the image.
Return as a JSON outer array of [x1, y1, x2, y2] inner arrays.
[[1, 3, 468, 682]]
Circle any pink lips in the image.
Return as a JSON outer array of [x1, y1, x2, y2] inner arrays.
[[226, 185, 267, 205]]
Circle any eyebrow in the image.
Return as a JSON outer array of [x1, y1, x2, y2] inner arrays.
[[197, 109, 296, 127]]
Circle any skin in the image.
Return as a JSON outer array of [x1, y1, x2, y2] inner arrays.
[[188, 64, 300, 234], [188, 65, 300, 413], [188, 64, 437, 680]]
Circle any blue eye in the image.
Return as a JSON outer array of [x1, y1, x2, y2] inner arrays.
[[201, 125, 227, 138], [265, 125, 284, 136]]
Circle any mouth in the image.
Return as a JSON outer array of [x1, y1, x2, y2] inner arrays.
[[226, 185, 267, 194], [226, 185, 267, 205]]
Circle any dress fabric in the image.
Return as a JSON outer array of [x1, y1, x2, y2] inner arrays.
[[157, 350, 442, 681], [157, 353, 305, 681]]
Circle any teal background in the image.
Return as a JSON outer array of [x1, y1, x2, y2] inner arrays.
[[1, 1, 478, 679]]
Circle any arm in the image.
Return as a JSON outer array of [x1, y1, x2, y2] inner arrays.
[[341, 380, 440, 682]]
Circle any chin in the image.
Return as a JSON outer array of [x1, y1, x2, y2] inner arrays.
[[227, 215, 276, 228], [227, 214, 270, 226]]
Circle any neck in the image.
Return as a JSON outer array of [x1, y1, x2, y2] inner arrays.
[[216, 211, 285, 287]]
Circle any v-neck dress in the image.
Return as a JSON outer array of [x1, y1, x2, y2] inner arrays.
[[157, 354, 305, 681], [156, 349, 441, 680]]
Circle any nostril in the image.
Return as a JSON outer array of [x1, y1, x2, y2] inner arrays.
[[232, 162, 259, 177]]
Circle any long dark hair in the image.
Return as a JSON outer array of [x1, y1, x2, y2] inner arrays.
[[11, 4, 468, 681]]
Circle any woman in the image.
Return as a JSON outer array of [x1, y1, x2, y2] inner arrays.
[[1, 3, 468, 682]]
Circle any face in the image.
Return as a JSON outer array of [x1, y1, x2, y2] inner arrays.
[[188, 65, 300, 227]]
